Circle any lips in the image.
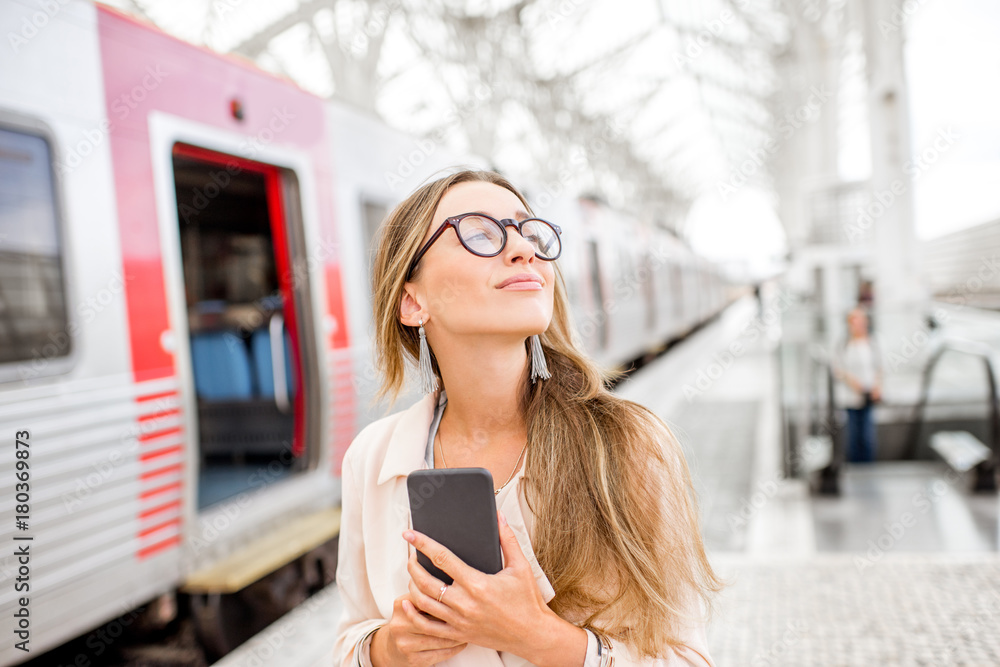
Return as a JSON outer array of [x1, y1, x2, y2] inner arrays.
[[496, 273, 544, 289]]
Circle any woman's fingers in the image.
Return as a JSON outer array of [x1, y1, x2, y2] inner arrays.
[[401, 599, 457, 641], [403, 529, 474, 586], [406, 550, 456, 605], [407, 576, 452, 623], [419, 643, 468, 665], [496, 510, 527, 571]]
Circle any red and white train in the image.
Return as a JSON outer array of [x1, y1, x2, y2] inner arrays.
[[0, 1, 732, 663]]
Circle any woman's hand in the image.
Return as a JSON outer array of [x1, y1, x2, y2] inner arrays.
[[401, 510, 585, 664], [369, 596, 468, 667]]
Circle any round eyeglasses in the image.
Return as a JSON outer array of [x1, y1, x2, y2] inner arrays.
[[407, 213, 562, 280]]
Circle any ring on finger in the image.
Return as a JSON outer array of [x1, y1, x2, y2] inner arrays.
[[437, 585, 449, 603]]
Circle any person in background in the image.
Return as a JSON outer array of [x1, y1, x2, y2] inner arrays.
[[835, 307, 882, 463]]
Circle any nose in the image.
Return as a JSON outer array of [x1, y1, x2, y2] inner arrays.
[[499, 219, 535, 264]]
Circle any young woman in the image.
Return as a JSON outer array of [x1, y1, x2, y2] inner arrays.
[[334, 170, 722, 666]]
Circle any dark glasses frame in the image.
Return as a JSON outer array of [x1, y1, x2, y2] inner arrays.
[[406, 212, 562, 280]]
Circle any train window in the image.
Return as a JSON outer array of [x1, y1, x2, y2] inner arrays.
[[587, 240, 608, 350], [360, 198, 388, 283], [0, 125, 70, 370]]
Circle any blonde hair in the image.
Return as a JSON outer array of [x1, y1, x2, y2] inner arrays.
[[370, 170, 723, 657]]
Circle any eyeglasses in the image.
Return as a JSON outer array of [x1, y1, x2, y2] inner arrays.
[[407, 212, 562, 280]]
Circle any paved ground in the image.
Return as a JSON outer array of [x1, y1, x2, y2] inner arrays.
[[707, 554, 1000, 666]]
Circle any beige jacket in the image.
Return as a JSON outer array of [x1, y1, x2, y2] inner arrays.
[[334, 392, 715, 667]]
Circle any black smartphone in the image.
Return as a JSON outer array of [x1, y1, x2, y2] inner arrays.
[[406, 467, 503, 585]]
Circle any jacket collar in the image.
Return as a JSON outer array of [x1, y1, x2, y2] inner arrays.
[[376, 391, 440, 486]]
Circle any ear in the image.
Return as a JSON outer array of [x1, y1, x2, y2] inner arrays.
[[399, 282, 426, 328]]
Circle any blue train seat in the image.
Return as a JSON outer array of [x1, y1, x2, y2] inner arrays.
[[190, 331, 254, 400]]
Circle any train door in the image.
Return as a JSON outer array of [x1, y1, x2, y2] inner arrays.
[[169, 143, 316, 510]]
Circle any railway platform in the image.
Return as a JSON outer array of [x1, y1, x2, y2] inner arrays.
[[213, 296, 1000, 666]]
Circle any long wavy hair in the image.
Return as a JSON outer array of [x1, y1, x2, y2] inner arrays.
[[370, 169, 723, 657]]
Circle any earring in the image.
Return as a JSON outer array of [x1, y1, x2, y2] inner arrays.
[[417, 319, 439, 394], [529, 334, 551, 383]]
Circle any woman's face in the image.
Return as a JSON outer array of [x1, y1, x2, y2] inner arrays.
[[848, 310, 868, 338], [404, 180, 555, 340]]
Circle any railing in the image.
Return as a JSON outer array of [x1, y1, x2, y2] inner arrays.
[[779, 337, 843, 493], [814, 355, 842, 494], [904, 339, 999, 492]]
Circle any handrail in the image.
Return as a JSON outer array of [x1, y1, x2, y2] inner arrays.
[[811, 349, 841, 494], [904, 338, 999, 492], [269, 313, 291, 415]]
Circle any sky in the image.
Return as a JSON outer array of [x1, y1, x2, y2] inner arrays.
[[904, 0, 1000, 240]]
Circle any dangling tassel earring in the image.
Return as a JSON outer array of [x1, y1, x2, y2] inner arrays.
[[417, 319, 439, 394], [529, 334, 551, 383]]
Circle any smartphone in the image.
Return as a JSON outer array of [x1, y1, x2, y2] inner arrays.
[[406, 467, 503, 585]]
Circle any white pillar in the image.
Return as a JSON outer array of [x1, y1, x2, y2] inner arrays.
[[859, 0, 926, 348]]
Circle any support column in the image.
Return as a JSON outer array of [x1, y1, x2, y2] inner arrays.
[[859, 0, 926, 347]]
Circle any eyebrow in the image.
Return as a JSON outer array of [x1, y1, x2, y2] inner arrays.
[[469, 209, 531, 221]]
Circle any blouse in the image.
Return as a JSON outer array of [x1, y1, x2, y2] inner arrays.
[[333, 390, 714, 667]]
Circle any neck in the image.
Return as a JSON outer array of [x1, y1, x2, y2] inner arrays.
[[433, 335, 528, 457]]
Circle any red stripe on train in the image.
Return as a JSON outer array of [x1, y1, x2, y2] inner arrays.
[[138, 425, 182, 442], [140, 445, 183, 462], [138, 516, 181, 538], [138, 408, 181, 422], [137, 535, 182, 560], [137, 390, 179, 403], [139, 499, 181, 519], [140, 481, 182, 500], [140, 463, 183, 480]]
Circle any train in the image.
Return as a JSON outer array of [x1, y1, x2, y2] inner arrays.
[[0, 1, 734, 664]]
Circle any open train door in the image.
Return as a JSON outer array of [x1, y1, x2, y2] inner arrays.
[[166, 143, 319, 510]]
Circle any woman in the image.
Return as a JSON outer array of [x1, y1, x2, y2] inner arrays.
[[835, 307, 882, 463], [334, 170, 722, 666]]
